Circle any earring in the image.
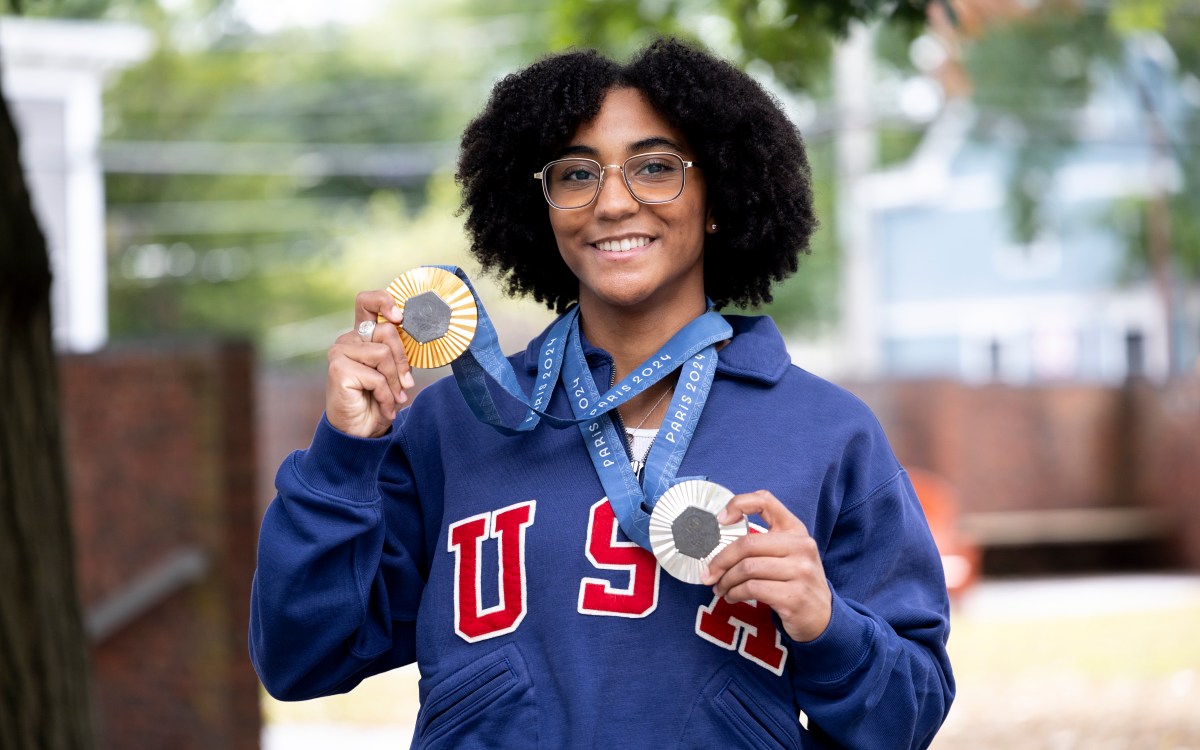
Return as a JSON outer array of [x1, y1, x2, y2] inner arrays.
[[710, 223, 718, 231]]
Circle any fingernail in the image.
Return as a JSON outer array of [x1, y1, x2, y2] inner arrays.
[[401, 372, 415, 389], [391, 305, 403, 322], [717, 510, 730, 524], [398, 391, 408, 404]]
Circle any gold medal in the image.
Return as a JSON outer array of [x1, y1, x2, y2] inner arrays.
[[649, 480, 747, 584], [384, 267, 478, 368]]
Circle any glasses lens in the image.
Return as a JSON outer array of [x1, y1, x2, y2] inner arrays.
[[624, 153, 685, 203], [543, 159, 601, 209]]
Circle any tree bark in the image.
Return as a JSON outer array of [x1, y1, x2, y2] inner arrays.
[[0, 69, 98, 750]]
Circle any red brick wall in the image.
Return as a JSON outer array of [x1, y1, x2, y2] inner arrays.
[[60, 342, 260, 750], [255, 369, 328, 516], [851, 378, 1200, 568], [1124, 380, 1200, 568], [853, 380, 1124, 514]]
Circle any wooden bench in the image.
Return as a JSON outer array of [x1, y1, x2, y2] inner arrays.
[[960, 507, 1171, 548]]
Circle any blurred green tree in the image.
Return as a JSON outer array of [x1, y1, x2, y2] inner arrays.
[[957, 0, 1199, 373], [548, 0, 937, 89], [545, 0, 947, 332], [101, 27, 464, 354]]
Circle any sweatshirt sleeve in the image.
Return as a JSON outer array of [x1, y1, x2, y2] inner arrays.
[[787, 469, 955, 749], [248, 413, 429, 700]]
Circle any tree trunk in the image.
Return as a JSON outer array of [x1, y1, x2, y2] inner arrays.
[[0, 70, 98, 750]]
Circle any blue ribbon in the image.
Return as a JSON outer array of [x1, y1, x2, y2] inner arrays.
[[563, 322, 726, 548], [434, 265, 731, 549]]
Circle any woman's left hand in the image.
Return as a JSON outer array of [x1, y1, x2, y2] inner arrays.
[[701, 490, 832, 643]]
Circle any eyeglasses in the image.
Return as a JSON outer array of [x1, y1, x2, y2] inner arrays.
[[533, 152, 697, 210]]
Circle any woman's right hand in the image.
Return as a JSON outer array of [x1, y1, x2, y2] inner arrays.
[[325, 290, 416, 438]]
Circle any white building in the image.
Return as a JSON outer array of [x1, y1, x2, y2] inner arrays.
[[860, 38, 1198, 384], [1, 17, 152, 352]]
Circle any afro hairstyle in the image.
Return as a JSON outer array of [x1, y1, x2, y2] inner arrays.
[[456, 37, 817, 313]]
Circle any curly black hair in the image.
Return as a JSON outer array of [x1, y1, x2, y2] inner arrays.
[[456, 38, 817, 313]]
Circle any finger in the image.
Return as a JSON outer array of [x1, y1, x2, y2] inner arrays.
[[392, 332, 417, 392], [331, 356, 397, 412], [361, 303, 415, 390], [710, 559, 835, 638], [355, 290, 403, 328], [703, 532, 805, 588], [332, 338, 409, 407], [346, 290, 414, 393], [702, 499, 813, 587], [719, 577, 800, 608], [718, 489, 804, 534], [369, 313, 416, 392], [326, 357, 399, 433], [709, 535, 819, 595]]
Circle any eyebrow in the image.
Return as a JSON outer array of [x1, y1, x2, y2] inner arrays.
[[557, 136, 687, 159]]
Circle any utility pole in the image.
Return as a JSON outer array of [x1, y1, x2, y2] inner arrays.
[[834, 22, 881, 380]]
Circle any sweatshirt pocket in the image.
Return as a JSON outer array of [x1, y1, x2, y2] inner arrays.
[[680, 665, 802, 750], [414, 644, 538, 750]]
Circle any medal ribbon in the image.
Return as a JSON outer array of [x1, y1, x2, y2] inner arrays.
[[441, 266, 577, 435], [430, 265, 731, 549], [564, 325, 725, 549]]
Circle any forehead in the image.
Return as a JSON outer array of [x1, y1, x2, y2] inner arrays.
[[566, 87, 692, 156]]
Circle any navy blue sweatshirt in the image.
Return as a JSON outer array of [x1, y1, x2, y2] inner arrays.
[[250, 315, 954, 749]]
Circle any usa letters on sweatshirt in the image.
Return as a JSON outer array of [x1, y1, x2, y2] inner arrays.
[[447, 498, 788, 676]]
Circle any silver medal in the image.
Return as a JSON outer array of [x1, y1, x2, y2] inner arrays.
[[649, 479, 747, 584]]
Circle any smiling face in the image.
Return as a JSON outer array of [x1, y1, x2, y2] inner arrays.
[[548, 87, 713, 322]]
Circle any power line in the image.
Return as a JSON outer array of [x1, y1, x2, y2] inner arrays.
[[101, 139, 457, 178]]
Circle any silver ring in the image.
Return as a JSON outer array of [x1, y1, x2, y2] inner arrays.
[[357, 319, 377, 341]]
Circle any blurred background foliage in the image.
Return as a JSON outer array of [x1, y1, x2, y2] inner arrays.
[[5, 0, 1199, 366], [960, 0, 1200, 281]]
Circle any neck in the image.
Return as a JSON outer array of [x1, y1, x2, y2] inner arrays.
[[577, 293, 709, 380], [576, 289, 709, 433]]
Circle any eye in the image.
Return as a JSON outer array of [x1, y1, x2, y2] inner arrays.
[[555, 162, 600, 183], [631, 155, 680, 181]]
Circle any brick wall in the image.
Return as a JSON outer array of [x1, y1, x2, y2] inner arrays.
[[852, 380, 1124, 514], [850, 378, 1200, 568], [60, 341, 260, 750], [1123, 380, 1200, 568]]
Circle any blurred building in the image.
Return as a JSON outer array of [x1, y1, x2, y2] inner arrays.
[[862, 36, 1198, 384], [0, 16, 151, 352]]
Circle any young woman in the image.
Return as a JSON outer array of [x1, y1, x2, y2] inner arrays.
[[250, 38, 954, 749]]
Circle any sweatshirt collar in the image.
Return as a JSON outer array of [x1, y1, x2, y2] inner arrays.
[[520, 313, 791, 386]]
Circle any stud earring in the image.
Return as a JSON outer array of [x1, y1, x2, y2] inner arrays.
[[710, 223, 718, 231]]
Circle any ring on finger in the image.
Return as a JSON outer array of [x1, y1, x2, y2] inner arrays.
[[357, 319, 377, 341]]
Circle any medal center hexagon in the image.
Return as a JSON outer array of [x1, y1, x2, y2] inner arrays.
[[671, 506, 721, 559], [403, 291, 452, 344]]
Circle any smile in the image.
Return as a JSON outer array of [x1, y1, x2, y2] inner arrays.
[[594, 236, 654, 253]]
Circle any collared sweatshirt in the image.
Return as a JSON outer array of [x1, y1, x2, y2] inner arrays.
[[250, 315, 955, 749]]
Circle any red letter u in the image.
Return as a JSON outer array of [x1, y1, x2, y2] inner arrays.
[[448, 501, 536, 643]]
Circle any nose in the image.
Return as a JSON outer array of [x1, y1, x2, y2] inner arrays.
[[592, 165, 639, 220]]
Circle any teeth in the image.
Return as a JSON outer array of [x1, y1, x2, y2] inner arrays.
[[596, 237, 652, 252]]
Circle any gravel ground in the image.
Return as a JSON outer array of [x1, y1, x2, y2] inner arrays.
[[931, 575, 1200, 750], [263, 574, 1200, 749]]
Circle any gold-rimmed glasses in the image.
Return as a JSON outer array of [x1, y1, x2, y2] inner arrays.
[[533, 152, 697, 210]]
